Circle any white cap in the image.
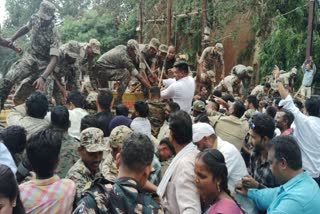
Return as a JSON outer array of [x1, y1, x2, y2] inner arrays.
[[192, 123, 215, 143]]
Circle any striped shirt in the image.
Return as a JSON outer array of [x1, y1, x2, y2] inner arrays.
[[19, 175, 76, 214]]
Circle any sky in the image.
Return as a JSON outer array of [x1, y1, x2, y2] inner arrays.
[[0, 0, 7, 27]]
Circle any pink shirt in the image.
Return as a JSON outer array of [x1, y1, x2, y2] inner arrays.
[[19, 175, 76, 214], [207, 198, 243, 214]]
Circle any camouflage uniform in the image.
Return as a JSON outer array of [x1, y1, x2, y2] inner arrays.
[[46, 39, 100, 104], [55, 134, 79, 178], [85, 91, 98, 115], [93, 41, 141, 105], [101, 126, 132, 181], [251, 85, 269, 101], [65, 128, 107, 202], [139, 38, 161, 73], [231, 64, 253, 97], [147, 100, 166, 137], [59, 39, 101, 90], [0, 1, 59, 109], [139, 38, 160, 96], [66, 159, 103, 202], [241, 108, 258, 121], [155, 44, 168, 71], [199, 43, 224, 89], [214, 75, 242, 95], [73, 177, 161, 214]]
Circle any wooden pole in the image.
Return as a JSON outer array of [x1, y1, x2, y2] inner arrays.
[[201, 0, 207, 51], [138, 0, 143, 43], [167, 0, 173, 45], [306, 0, 315, 59]]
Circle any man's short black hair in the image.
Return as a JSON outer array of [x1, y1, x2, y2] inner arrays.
[[280, 109, 295, 127], [305, 95, 320, 117], [222, 94, 235, 103], [194, 114, 210, 124], [233, 101, 246, 118], [167, 101, 180, 112], [51, 105, 70, 131], [169, 110, 192, 145], [250, 113, 275, 139], [26, 91, 48, 119], [0, 126, 26, 155], [134, 101, 149, 118], [67, 91, 85, 108], [115, 104, 129, 117], [264, 82, 271, 89], [173, 61, 189, 73], [27, 128, 63, 178], [80, 115, 99, 132], [213, 90, 222, 98], [149, 86, 161, 97], [266, 106, 277, 118], [98, 89, 113, 110], [269, 135, 302, 170], [121, 132, 154, 172], [247, 95, 259, 109], [159, 137, 176, 155], [274, 97, 282, 110]]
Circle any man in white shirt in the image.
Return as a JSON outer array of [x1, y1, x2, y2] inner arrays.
[[193, 122, 258, 213], [278, 81, 320, 184], [66, 91, 88, 139], [192, 122, 248, 191], [157, 111, 201, 213], [161, 61, 195, 113]]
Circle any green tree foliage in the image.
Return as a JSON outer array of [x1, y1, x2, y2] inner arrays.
[[58, 9, 136, 52], [1, 0, 320, 89], [256, 0, 320, 84]]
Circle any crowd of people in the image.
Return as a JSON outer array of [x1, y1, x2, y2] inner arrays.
[[0, 1, 320, 214]]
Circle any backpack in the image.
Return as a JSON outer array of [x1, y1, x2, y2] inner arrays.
[[74, 177, 160, 214]]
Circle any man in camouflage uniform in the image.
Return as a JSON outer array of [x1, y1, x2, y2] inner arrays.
[[139, 38, 161, 89], [50, 106, 79, 178], [101, 125, 133, 181], [147, 86, 166, 137], [231, 64, 253, 97], [73, 132, 161, 214], [0, 1, 59, 110], [155, 44, 168, 71], [59, 38, 101, 91], [139, 38, 161, 72], [45, 39, 101, 104], [93, 39, 151, 106], [214, 74, 242, 96], [199, 42, 225, 91], [266, 65, 297, 92], [251, 82, 271, 101], [66, 127, 107, 202]]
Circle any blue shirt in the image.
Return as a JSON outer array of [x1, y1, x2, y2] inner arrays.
[[248, 172, 320, 214], [301, 63, 316, 86]]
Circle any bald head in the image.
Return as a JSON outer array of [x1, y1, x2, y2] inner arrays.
[[167, 46, 176, 60]]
